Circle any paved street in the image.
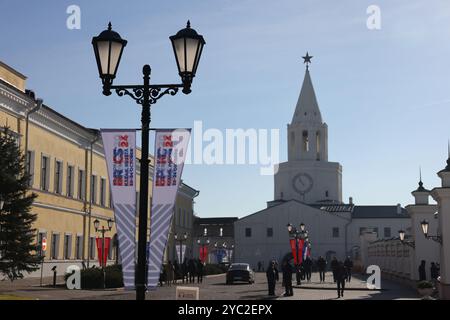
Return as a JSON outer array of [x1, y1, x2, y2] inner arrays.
[[0, 271, 419, 300]]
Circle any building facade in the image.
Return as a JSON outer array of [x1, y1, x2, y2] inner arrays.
[[0, 61, 199, 278], [234, 61, 410, 270]]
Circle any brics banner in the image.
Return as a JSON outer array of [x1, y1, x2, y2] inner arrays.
[[147, 129, 191, 289], [101, 129, 136, 290], [289, 238, 305, 265]]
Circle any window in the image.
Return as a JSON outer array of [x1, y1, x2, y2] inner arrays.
[[100, 178, 106, 206], [108, 239, 113, 260], [89, 237, 95, 259], [178, 208, 182, 226], [78, 169, 86, 200], [267, 228, 273, 237], [37, 231, 46, 254], [219, 227, 223, 237], [302, 131, 309, 152], [183, 210, 186, 227], [109, 186, 113, 208], [26, 151, 35, 187], [75, 235, 83, 260], [67, 166, 74, 197], [325, 190, 329, 197], [64, 234, 72, 259], [54, 160, 63, 194], [245, 228, 252, 237], [332, 227, 340, 238], [90, 175, 97, 204], [384, 227, 391, 238], [203, 227, 208, 236], [51, 233, 60, 259], [316, 131, 320, 160], [40, 155, 50, 191]]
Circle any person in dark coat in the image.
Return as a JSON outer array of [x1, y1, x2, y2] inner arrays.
[[304, 257, 313, 282], [431, 262, 439, 281], [419, 260, 427, 281], [317, 256, 327, 283], [330, 257, 338, 283], [335, 261, 347, 298], [197, 259, 204, 283], [266, 260, 279, 296], [344, 256, 354, 282], [188, 259, 196, 283], [282, 259, 294, 296]]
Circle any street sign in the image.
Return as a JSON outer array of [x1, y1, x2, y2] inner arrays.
[[42, 237, 47, 251], [176, 286, 199, 300]]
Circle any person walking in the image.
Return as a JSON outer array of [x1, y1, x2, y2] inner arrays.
[[188, 259, 196, 283], [344, 256, 353, 282], [282, 259, 294, 297], [165, 261, 174, 287], [266, 260, 279, 296], [419, 260, 427, 281], [304, 257, 312, 282], [317, 256, 327, 283], [330, 257, 338, 283], [197, 259, 204, 283], [335, 261, 347, 298]]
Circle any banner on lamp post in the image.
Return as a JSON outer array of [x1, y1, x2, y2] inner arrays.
[[176, 244, 187, 263], [199, 246, 208, 263], [96, 237, 111, 267], [101, 129, 137, 290], [147, 129, 191, 289]]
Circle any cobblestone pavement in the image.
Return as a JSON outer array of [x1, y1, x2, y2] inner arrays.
[[0, 272, 419, 300]]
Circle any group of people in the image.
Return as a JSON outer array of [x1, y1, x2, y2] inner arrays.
[[418, 260, 440, 282], [265, 256, 354, 299], [159, 258, 205, 286]]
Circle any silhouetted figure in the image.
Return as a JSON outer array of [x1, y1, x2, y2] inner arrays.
[[257, 261, 262, 272], [304, 257, 312, 282], [344, 256, 353, 282], [431, 262, 439, 281], [335, 261, 347, 298], [266, 260, 279, 296], [330, 257, 338, 283], [188, 259, 196, 283], [317, 256, 327, 283], [419, 260, 427, 281], [282, 259, 294, 296], [197, 259, 204, 283]]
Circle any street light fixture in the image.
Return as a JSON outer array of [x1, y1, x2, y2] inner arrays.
[[287, 222, 309, 285], [420, 220, 442, 244], [92, 21, 205, 301], [398, 230, 415, 248], [93, 218, 114, 289]]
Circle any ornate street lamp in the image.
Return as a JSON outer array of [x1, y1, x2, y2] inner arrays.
[[398, 230, 415, 248], [286, 222, 309, 285], [174, 232, 188, 263], [420, 220, 442, 244], [93, 218, 114, 288], [92, 21, 205, 301]]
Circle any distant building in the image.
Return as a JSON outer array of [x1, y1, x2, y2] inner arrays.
[[193, 217, 238, 264], [234, 60, 410, 269]]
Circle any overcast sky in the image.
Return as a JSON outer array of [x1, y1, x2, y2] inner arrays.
[[1, 0, 450, 218]]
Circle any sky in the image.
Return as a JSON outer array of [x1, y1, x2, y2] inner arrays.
[[1, 0, 450, 218]]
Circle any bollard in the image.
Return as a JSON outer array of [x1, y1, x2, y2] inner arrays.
[[51, 266, 57, 287]]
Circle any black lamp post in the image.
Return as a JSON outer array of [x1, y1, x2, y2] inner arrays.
[[420, 220, 442, 244], [174, 232, 188, 264], [94, 218, 113, 289], [398, 230, 415, 248], [92, 21, 205, 301], [287, 222, 309, 285]]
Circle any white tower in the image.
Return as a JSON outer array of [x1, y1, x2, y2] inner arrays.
[[274, 54, 342, 204]]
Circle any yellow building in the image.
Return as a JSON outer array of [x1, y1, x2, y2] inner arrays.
[[0, 61, 199, 277]]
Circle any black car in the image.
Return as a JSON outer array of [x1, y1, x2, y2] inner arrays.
[[226, 263, 255, 284]]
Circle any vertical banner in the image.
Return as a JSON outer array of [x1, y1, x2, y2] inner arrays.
[[147, 129, 191, 289], [96, 237, 111, 266], [199, 246, 208, 263], [176, 244, 187, 263], [298, 239, 305, 264], [101, 129, 136, 289], [289, 239, 298, 264]]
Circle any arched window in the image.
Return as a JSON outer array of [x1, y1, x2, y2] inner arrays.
[[302, 131, 309, 151], [316, 131, 320, 160]]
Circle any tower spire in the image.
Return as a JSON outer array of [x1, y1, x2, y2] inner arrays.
[[418, 166, 425, 191]]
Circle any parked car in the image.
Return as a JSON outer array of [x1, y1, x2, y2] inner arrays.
[[226, 263, 255, 284]]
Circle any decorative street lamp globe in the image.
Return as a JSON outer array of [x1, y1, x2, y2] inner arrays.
[[421, 220, 429, 237], [287, 223, 293, 233], [183, 232, 188, 240], [107, 218, 113, 230], [398, 230, 406, 241], [197, 239, 200, 245], [92, 22, 128, 95], [94, 219, 100, 231], [300, 223, 306, 232], [170, 20, 205, 94]]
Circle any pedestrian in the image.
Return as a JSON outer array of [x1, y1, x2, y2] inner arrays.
[[282, 259, 294, 296], [304, 257, 312, 282], [335, 261, 346, 298], [174, 260, 180, 284], [317, 256, 327, 283], [197, 258, 204, 283], [266, 260, 279, 296], [181, 258, 188, 284], [188, 259, 196, 283], [344, 256, 353, 282], [419, 260, 426, 281], [430, 262, 439, 281], [330, 257, 338, 283], [257, 261, 262, 272]]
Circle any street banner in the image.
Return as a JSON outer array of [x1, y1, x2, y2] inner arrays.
[[289, 239, 298, 264], [147, 129, 191, 289], [289, 238, 305, 264], [199, 246, 208, 263], [101, 129, 136, 289], [96, 237, 111, 266], [176, 244, 187, 263], [302, 242, 310, 260]]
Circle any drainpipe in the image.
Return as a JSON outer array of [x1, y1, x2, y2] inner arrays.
[[86, 131, 100, 267], [24, 98, 43, 169]]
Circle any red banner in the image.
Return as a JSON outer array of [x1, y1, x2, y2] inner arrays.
[[199, 246, 208, 263], [289, 238, 305, 265], [96, 237, 111, 267]]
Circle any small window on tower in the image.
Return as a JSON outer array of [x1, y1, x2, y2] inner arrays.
[[302, 131, 309, 152], [316, 131, 320, 160], [325, 191, 329, 197]]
